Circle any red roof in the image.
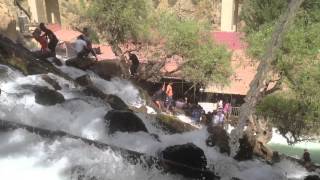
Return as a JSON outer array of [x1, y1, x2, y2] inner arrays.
[[211, 32, 247, 50], [47, 24, 62, 32]]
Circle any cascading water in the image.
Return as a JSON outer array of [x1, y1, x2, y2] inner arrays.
[[0, 63, 315, 180]]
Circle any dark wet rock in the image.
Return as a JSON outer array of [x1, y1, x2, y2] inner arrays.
[[161, 143, 207, 170], [104, 94, 129, 110], [66, 57, 96, 70], [305, 175, 320, 180], [82, 86, 128, 110], [234, 133, 254, 161], [104, 110, 148, 134], [41, 74, 61, 90], [83, 86, 107, 99], [150, 133, 160, 142], [206, 126, 230, 155], [75, 75, 92, 86], [33, 86, 65, 106], [154, 114, 196, 134]]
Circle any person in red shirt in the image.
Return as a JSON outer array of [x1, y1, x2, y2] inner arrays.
[[32, 28, 49, 54]]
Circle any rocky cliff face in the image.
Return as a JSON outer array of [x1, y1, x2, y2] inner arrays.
[[0, 1, 19, 42]]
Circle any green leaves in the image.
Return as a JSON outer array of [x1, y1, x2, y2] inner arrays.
[[156, 13, 232, 85], [87, 0, 151, 45], [243, 0, 320, 141]]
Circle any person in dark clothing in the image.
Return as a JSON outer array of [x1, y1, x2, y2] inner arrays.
[[82, 28, 98, 61], [39, 23, 59, 57], [303, 149, 311, 162], [129, 52, 139, 76], [152, 83, 166, 111]]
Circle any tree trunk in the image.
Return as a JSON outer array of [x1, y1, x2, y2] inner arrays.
[[229, 0, 305, 157]]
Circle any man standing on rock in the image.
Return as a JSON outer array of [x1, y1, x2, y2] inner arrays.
[[129, 52, 139, 77], [39, 23, 59, 57], [166, 82, 174, 112]]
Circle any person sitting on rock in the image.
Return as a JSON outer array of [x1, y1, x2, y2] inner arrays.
[[82, 27, 98, 61], [74, 35, 89, 59], [39, 23, 59, 57]]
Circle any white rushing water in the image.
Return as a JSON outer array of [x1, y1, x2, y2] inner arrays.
[[0, 65, 316, 180]]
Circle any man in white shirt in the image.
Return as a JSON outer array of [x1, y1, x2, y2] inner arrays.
[[74, 35, 88, 58]]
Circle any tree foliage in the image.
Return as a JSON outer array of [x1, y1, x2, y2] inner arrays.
[[87, 0, 151, 50], [241, 0, 320, 142], [86, 1, 231, 85], [155, 13, 232, 85]]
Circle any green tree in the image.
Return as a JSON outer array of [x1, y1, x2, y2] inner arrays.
[[240, 0, 320, 143], [86, 2, 232, 85], [155, 12, 232, 85], [87, 0, 151, 55]]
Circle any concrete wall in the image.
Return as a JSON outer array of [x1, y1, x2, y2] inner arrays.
[[220, 0, 235, 32], [28, 0, 61, 24], [220, 0, 241, 32], [45, 0, 61, 24]]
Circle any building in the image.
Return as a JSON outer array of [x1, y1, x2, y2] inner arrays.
[[28, 0, 61, 24]]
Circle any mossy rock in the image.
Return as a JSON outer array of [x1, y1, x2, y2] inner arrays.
[[155, 114, 196, 134]]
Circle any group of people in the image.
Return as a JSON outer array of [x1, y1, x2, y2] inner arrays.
[[32, 23, 58, 57], [152, 82, 174, 113], [211, 100, 232, 127], [33, 23, 97, 61], [33, 23, 140, 76]]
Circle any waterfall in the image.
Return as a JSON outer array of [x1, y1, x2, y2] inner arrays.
[[0, 63, 315, 180]]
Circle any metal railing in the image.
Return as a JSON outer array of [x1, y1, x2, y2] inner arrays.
[[231, 107, 240, 117]]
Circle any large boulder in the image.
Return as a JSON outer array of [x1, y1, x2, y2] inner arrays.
[[41, 75, 62, 90], [234, 133, 254, 161], [82, 86, 129, 110], [305, 175, 320, 180], [154, 114, 197, 134], [104, 110, 148, 134], [33, 86, 65, 106], [65, 57, 96, 70], [206, 126, 230, 155], [160, 143, 207, 170], [104, 94, 129, 110], [89, 60, 123, 80]]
